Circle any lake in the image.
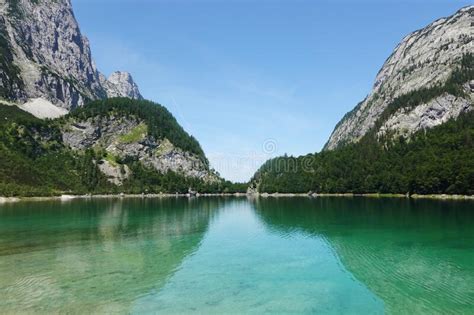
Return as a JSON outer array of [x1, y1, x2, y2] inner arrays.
[[0, 197, 473, 314]]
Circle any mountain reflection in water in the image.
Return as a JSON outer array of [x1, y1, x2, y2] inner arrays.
[[1, 197, 473, 314]]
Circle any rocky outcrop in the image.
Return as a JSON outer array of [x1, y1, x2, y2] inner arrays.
[[97, 160, 130, 186], [0, 0, 142, 110], [325, 6, 473, 150], [61, 116, 218, 182], [100, 71, 143, 100], [378, 86, 472, 139]]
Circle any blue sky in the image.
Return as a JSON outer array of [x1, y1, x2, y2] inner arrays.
[[73, 0, 471, 182]]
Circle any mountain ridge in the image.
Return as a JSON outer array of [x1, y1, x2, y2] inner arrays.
[[324, 5, 473, 150]]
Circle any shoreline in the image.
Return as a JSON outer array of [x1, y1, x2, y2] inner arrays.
[[1, 192, 474, 203], [254, 192, 474, 200], [0, 193, 249, 203], [257, 192, 474, 200]]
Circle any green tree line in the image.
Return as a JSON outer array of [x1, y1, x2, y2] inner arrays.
[[253, 105, 474, 195], [253, 54, 474, 195]]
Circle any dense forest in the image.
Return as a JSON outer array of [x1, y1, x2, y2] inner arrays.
[[252, 109, 474, 195], [0, 102, 246, 196], [253, 54, 474, 195]]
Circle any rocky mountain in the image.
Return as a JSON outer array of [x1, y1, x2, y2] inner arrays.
[[61, 100, 217, 185], [0, 0, 142, 114], [325, 6, 473, 150], [250, 6, 474, 196], [0, 0, 237, 196]]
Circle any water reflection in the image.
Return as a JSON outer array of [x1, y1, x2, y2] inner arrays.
[[0, 198, 223, 313], [252, 197, 474, 314], [1, 197, 473, 314], [133, 198, 384, 314]]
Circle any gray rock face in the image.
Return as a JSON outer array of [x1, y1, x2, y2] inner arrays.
[[378, 88, 472, 139], [62, 116, 138, 150], [325, 6, 473, 150], [97, 160, 130, 186], [100, 71, 143, 100], [62, 116, 218, 183], [0, 0, 142, 109]]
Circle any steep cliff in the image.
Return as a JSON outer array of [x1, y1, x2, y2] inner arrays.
[[0, 0, 142, 112], [325, 6, 473, 150]]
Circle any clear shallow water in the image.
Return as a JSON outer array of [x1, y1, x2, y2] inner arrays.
[[0, 197, 473, 314]]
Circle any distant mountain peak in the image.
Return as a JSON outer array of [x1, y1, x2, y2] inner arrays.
[[101, 71, 143, 100]]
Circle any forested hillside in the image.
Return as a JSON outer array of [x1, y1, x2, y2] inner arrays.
[[252, 52, 473, 196], [252, 110, 474, 195], [0, 101, 246, 196]]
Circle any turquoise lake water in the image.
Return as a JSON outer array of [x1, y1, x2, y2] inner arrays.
[[0, 197, 473, 314]]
